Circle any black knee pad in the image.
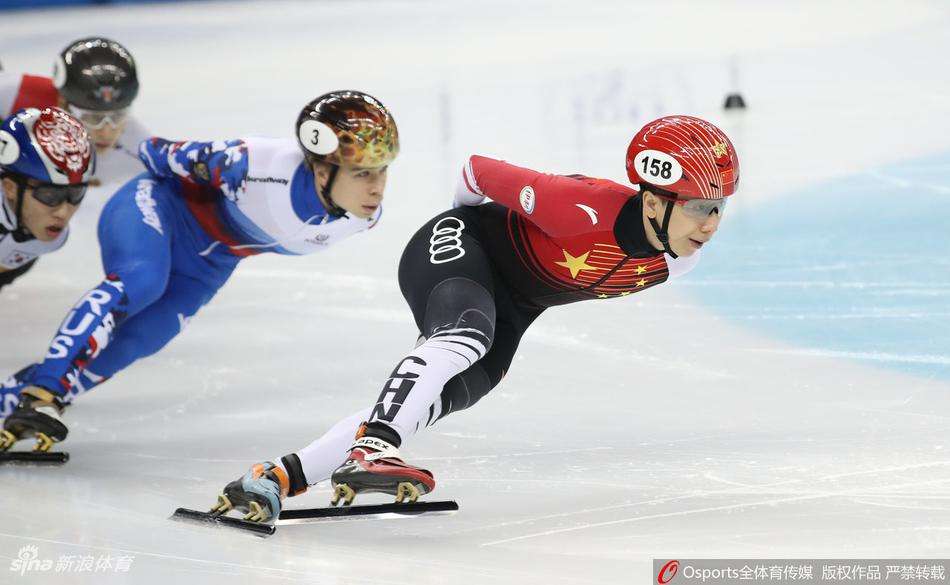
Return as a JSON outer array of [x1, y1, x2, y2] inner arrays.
[[423, 277, 496, 352]]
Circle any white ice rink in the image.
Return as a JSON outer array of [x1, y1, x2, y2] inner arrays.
[[2, 1, 950, 583]]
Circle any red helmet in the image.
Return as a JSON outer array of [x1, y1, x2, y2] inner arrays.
[[625, 115, 739, 199]]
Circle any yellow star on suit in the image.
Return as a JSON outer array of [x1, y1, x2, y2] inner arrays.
[[635, 265, 647, 275], [556, 250, 596, 279], [711, 142, 728, 157]]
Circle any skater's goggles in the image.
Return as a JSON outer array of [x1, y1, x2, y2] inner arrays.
[[66, 105, 130, 130], [20, 177, 87, 207], [653, 192, 727, 221]]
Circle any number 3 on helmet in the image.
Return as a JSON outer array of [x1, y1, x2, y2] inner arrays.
[[295, 90, 399, 168]]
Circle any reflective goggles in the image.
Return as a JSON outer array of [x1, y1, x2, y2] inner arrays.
[[655, 193, 727, 221], [67, 104, 130, 130], [21, 178, 87, 207]]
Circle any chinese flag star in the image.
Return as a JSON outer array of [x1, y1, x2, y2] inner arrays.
[[555, 250, 596, 279]]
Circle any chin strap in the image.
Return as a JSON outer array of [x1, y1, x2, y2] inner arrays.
[[319, 164, 347, 218], [10, 176, 31, 239], [648, 196, 678, 259]]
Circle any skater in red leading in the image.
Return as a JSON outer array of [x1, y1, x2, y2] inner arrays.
[[215, 115, 740, 523]]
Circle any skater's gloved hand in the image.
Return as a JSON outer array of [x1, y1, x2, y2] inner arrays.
[[453, 173, 485, 209]]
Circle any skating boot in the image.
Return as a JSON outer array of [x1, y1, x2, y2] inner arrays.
[[211, 462, 290, 523], [330, 425, 435, 506], [0, 386, 68, 452]]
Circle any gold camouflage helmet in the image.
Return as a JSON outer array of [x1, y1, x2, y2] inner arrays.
[[296, 90, 399, 169]]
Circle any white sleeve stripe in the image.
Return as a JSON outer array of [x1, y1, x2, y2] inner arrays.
[[463, 159, 483, 196]]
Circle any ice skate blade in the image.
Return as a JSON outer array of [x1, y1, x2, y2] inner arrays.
[[0, 451, 69, 465], [170, 508, 276, 537], [278, 500, 459, 525]]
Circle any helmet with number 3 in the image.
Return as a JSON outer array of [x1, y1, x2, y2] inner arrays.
[[625, 115, 739, 200], [0, 107, 95, 185], [295, 90, 399, 170]]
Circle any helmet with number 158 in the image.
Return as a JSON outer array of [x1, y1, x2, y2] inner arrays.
[[625, 115, 739, 200], [295, 90, 399, 170]]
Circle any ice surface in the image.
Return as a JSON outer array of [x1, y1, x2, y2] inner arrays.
[[1, 1, 949, 583]]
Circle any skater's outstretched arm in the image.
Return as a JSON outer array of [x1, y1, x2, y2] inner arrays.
[[459, 155, 634, 238], [138, 138, 248, 200]]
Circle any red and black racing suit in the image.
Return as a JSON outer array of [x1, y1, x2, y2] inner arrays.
[[385, 155, 683, 429]]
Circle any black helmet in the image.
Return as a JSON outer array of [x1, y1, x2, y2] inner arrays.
[[54, 37, 139, 111]]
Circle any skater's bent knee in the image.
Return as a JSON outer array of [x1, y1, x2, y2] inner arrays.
[[108, 264, 168, 310], [423, 277, 496, 350]]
